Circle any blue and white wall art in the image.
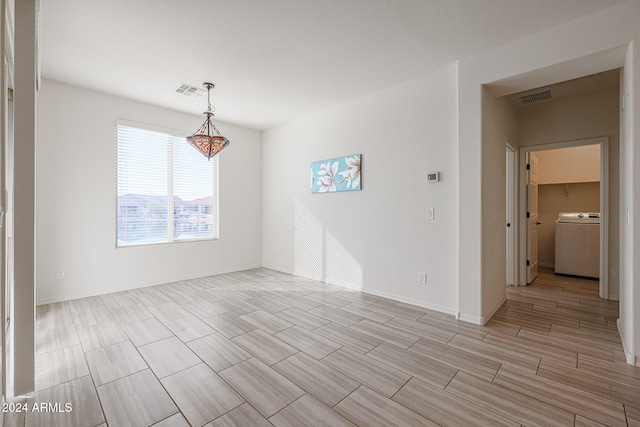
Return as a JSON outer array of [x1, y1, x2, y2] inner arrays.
[[310, 154, 361, 193]]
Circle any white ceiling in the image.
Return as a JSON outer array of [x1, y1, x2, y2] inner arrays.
[[40, 0, 626, 130]]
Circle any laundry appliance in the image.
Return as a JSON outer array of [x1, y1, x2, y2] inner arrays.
[[554, 212, 600, 278]]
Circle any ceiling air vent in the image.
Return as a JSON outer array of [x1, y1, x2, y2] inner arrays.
[[518, 90, 552, 105], [175, 83, 206, 97]]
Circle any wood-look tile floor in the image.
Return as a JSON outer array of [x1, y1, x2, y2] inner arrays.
[[9, 267, 639, 426]]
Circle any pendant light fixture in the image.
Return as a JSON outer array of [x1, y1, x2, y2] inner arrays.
[[186, 82, 230, 160]]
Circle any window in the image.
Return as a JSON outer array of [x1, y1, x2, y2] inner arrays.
[[116, 122, 218, 247]]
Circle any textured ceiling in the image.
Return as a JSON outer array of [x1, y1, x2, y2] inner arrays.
[[40, 0, 627, 130]]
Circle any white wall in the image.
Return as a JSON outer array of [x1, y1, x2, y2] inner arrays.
[[475, 89, 518, 324], [536, 145, 600, 184], [13, 0, 37, 397], [459, 1, 639, 364], [455, 84, 519, 325], [620, 41, 638, 367], [262, 64, 459, 314], [36, 80, 263, 304]]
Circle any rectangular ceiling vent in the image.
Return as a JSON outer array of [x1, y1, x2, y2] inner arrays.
[[175, 83, 206, 97], [519, 90, 552, 105]]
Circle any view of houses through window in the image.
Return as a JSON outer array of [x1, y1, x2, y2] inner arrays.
[[116, 123, 218, 247]]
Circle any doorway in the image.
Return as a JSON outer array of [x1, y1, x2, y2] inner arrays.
[[519, 138, 609, 298]]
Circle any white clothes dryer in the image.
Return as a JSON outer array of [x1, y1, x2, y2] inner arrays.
[[554, 212, 600, 278]]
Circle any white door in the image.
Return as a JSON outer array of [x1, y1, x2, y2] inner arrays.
[[526, 152, 539, 283], [506, 145, 516, 286]]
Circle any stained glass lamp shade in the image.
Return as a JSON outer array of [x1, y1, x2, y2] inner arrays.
[[186, 83, 230, 160]]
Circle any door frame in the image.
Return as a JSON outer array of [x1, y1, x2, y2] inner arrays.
[[525, 151, 541, 284], [518, 137, 609, 299], [1, 0, 13, 399], [506, 142, 517, 286]]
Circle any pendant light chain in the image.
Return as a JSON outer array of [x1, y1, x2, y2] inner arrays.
[[205, 83, 216, 115]]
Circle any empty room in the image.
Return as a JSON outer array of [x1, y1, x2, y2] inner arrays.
[[3, 0, 640, 426]]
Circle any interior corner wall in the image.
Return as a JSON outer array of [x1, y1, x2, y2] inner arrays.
[[456, 70, 483, 322], [35, 80, 262, 305], [262, 64, 459, 314], [459, 1, 640, 363], [621, 41, 639, 366], [478, 89, 518, 324], [457, 85, 518, 325]]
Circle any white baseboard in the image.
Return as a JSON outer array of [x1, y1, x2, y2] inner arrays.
[[458, 295, 506, 326], [268, 270, 457, 318], [36, 263, 263, 306], [262, 263, 294, 275], [359, 287, 457, 317], [617, 318, 638, 366]]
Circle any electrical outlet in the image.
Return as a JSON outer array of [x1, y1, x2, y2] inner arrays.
[[612, 268, 620, 279], [418, 272, 426, 284], [426, 208, 435, 220], [56, 268, 65, 280]]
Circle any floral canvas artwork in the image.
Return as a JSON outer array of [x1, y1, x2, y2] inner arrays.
[[310, 154, 361, 193]]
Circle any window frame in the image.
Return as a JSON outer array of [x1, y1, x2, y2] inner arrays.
[[115, 120, 219, 248]]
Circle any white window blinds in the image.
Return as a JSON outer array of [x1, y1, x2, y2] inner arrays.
[[116, 122, 218, 247]]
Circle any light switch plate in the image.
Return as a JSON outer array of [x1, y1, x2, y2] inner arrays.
[[427, 208, 435, 220], [419, 272, 426, 284]]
